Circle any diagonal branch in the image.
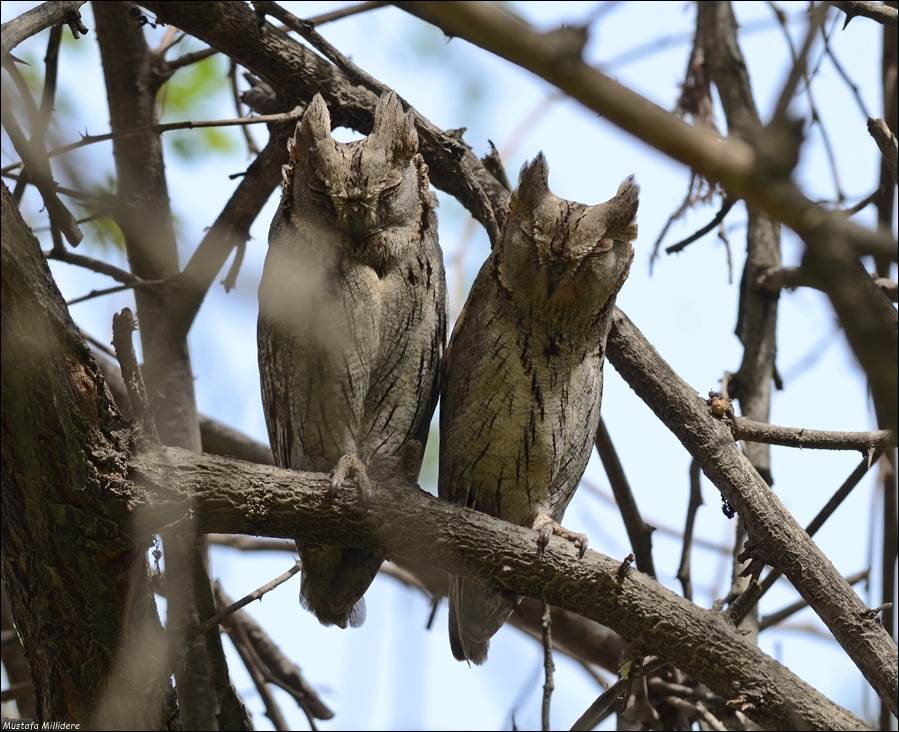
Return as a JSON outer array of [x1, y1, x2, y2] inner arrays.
[[137, 0, 511, 238], [605, 307, 898, 717]]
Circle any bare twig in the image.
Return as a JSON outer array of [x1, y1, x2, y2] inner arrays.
[[12, 23, 62, 204], [541, 603, 554, 732], [571, 656, 669, 731], [1, 84, 82, 246], [733, 450, 883, 623], [307, 1, 389, 25], [214, 584, 334, 724], [166, 46, 219, 71], [729, 415, 897, 452], [665, 197, 735, 255], [224, 612, 291, 731], [676, 460, 703, 601], [840, 186, 884, 217], [208, 535, 292, 552], [191, 562, 300, 640], [37, 108, 304, 162], [768, 3, 845, 201], [66, 279, 164, 307], [770, 4, 828, 126], [47, 248, 140, 285], [649, 173, 715, 271], [581, 476, 731, 555], [868, 117, 899, 185], [229, 60, 259, 155], [817, 15, 871, 118], [111, 307, 159, 445], [724, 579, 764, 624], [595, 418, 656, 577]]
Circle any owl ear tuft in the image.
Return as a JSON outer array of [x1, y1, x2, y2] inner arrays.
[[514, 152, 551, 208], [603, 174, 640, 236], [295, 94, 333, 148], [370, 91, 418, 162]]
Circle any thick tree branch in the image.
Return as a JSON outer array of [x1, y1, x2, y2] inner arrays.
[[605, 307, 898, 717], [131, 444, 869, 732]]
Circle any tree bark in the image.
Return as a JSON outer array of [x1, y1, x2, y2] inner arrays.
[[1, 182, 178, 729]]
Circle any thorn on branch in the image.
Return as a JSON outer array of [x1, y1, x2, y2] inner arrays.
[[617, 553, 635, 583]]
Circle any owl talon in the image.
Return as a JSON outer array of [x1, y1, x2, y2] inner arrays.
[[533, 515, 589, 558], [329, 452, 371, 509], [536, 523, 553, 553], [328, 477, 341, 503]]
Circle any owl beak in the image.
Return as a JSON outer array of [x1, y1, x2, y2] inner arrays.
[[345, 202, 370, 245], [546, 261, 565, 299]]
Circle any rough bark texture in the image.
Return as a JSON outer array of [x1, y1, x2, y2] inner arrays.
[[1, 182, 178, 729], [129, 443, 869, 732]]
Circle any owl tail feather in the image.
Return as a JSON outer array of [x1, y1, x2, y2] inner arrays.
[[297, 542, 384, 629], [448, 575, 519, 665]]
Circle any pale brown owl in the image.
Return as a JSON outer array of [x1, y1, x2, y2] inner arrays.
[[258, 91, 447, 628], [439, 153, 638, 663]]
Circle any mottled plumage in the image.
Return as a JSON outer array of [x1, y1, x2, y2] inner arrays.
[[258, 91, 447, 628], [439, 153, 638, 663]]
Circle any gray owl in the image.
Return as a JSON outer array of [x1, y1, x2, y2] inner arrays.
[[439, 153, 638, 663], [258, 91, 447, 628]]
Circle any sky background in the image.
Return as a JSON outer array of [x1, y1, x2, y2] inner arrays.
[[2, 1, 897, 729]]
